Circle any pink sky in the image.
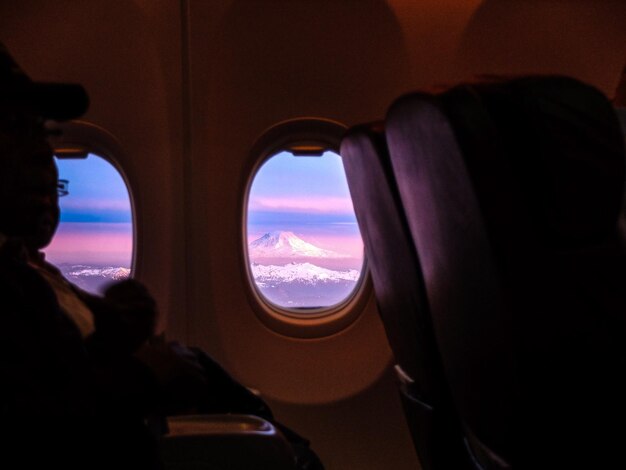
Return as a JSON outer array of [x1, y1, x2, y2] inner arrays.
[[45, 222, 133, 266]]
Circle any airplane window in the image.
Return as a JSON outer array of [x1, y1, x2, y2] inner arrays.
[[45, 153, 133, 295], [246, 150, 365, 313]]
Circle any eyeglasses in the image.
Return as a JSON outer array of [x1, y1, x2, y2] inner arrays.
[[57, 179, 69, 197]]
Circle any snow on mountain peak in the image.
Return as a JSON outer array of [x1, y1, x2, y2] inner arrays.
[[248, 231, 347, 258], [67, 266, 131, 280], [250, 262, 360, 286]]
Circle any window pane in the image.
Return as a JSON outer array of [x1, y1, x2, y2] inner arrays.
[[45, 153, 133, 295], [247, 150, 364, 311]]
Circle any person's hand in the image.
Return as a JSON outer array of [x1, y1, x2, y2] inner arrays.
[[135, 336, 209, 414], [102, 279, 158, 349]]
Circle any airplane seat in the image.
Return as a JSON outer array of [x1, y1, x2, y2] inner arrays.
[[340, 124, 474, 470], [457, 77, 626, 467], [386, 76, 626, 469], [160, 414, 298, 469]]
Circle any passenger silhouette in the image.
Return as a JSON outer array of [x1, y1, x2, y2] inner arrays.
[[0, 43, 323, 470], [0, 41, 177, 469]]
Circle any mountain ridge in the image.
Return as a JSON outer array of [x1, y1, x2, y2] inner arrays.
[[251, 261, 359, 286], [249, 231, 347, 259]]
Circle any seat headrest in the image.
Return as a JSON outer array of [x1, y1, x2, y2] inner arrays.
[[460, 76, 625, 246]]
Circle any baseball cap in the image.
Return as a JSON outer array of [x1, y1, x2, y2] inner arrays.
[[0, 42, 89, 120]]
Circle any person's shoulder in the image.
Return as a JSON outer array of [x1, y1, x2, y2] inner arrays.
[[0, 240, 32, 295]]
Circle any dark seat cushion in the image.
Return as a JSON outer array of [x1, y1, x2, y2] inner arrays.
[[386, 75, 626, 467]]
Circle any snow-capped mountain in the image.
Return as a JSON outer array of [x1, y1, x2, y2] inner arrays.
[[250, 261, 361, 308], [57, 264, 131, 294], [249, 231, 346, 258], [251, 262, 359, 286], [66, 266, 131, 280]]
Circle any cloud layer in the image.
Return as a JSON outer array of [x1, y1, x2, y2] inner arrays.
[[249, 196, 355, 214]]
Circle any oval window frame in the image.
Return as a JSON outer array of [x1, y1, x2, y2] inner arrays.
[[241, 118, 372, 338], [48, 120, 138, 277]]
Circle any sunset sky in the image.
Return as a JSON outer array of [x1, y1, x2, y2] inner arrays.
[[45, 150, 364, 267], [247, 150, 364, 259], [45, 154, 133, 266]]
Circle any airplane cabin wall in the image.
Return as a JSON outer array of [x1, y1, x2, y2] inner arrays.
[[458, 0, 626, 97], [184, 2, 418, 468], [1, 1, 625, 469]]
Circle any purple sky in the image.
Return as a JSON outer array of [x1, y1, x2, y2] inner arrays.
[[45, 150, 364, 270], [247, 150, 364, 260], [45, 154, 133, 266]]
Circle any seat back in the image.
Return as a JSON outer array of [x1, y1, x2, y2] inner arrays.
[[341, 124, 472, 470], [385, 91, 512, 468], [386, 77, 626, 468]]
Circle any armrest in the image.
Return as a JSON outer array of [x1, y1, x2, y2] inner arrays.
[[159, 414, 297, 470]]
